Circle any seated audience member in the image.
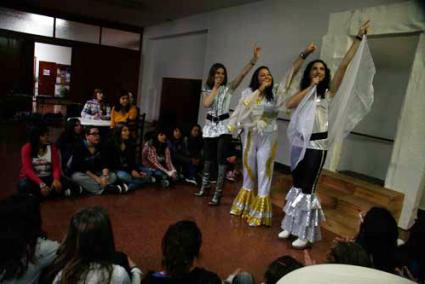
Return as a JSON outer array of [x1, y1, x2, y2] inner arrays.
[[225, 138, 241, 182], [263, 256, 303, 284], [326, 241, 371, 267], [142, 129, 177, 187], [111, 90, 138, 129], [303, 241, 371, 268], [355, 207, 399, 273], [0, 193, 59, 284], [56, 118, 84, 174], [142, 220, 221, 284], [18, 124, 68, 198], [396, 215, 425, 283], [167, 126, 186, 179], [224, 271, 255, 284], [81, 88, 110, 120], [183, 124, 203, 185], [43, 206, 142, 284], [70, 126, 123, 194], [105, 123, 153, 191]]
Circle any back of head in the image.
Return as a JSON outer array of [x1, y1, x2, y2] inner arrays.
[[232, 271, 255, 284], [326, 241, 371, 267], [46, 206, 115, 283], [161, 220, 202, 279], [0, 193, 42, 281], [264, 255, 303, 284], [356, 207, 398, 272]]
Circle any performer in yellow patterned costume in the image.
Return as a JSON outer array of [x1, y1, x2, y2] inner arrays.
[[228, 44, 317, 226]]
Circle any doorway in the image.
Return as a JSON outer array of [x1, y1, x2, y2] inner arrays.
[[159, 77, 202, 133]]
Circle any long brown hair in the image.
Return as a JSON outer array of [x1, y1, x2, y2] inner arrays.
[[44, 207, 115, 283]]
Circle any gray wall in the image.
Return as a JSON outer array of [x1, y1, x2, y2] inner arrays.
[[138, 0, 410, 174]]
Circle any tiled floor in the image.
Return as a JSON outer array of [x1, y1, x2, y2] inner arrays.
[[0, 121, 336, 281]]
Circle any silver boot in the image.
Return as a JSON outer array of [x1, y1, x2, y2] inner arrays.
[[194, 161, 211, 197], [209, 164, 226, 206]]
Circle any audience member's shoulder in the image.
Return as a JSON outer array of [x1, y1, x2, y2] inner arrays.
[[190, 267, 221, 284]]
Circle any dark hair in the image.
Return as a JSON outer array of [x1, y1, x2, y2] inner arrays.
[[152, 128, 167, 155], [60, 118, 82, 143], [171, 126, 183, 141], [264, 255, 303, 284], [190, 124, 202, 137], [327, 241, 371, 267], [206, 63, 228, 89], [111, 123, 129, 146], [397, 215, 425, 282], [29, 124, 49, 157], [93, 88, 103, 99], [355, 207, 398, 273], [84, 126, 99, 137], [300, 59, 331, 98], [232, 271, 255, 284], [161, 220, 202, 279], [114, 90, 130, 113], [0, 194, 44, 281], [249, 66, 274, 102], [45, 207, 115, 283]]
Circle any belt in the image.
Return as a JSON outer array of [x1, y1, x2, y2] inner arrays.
[[207, 113, 229, 123], [310, 132, 328, 141]]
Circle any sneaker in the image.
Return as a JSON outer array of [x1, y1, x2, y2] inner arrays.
[[149, 176, 156, 184], [185, 177, 198, 186], [226, 171, 235, 181], [160, 179, 170, 188], [278, 230, 291, 239], [122, 183, 129, 193], [105, 184, 122, 194], [291, 238, 309, 249], [64, 188, 72, 197]]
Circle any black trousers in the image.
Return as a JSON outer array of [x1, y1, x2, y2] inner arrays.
[[291, 148, 327, 194], [203, 134, 231, 165]]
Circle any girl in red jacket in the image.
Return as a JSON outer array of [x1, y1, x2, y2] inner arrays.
[[18, 124, 65, 198]]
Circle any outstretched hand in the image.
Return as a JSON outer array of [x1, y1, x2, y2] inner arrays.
[[357, 20, 370, 37], [253, 45, 261, 61], [305, 43, 317, 54]]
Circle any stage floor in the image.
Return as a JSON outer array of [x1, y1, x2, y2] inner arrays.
[[0, 122, 336, 281]]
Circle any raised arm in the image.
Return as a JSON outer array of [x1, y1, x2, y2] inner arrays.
[[330, 20, 369, 96], [284, 44, 317, 109], [286, 43, 317, 89], [229, 46, 261, 90]]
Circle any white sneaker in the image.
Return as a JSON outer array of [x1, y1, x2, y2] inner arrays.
[[292, 238, 308, 249], [278, 230, 291, 239]]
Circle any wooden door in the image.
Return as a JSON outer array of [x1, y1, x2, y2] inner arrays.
[[159, 78, 202, 133], [38, 61, 57, 96]]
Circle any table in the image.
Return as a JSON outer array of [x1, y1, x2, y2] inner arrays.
[[77, 117, 111, 127]]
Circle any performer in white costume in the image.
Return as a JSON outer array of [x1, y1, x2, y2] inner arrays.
[[195, 46, 260, 206], [279, 20, 375, 248], [228, 43, 317, 227]]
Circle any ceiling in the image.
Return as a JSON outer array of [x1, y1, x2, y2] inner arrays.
[[1, 0, 262, 29]]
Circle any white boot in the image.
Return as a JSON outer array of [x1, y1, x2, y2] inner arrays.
[[292, 238, 308, 249], [278, 230, 291, 239]]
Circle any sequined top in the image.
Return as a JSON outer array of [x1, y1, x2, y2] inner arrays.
[[202, 85, 234, 138], [240, 85, 281, 133], [308, 92, 332, 150]]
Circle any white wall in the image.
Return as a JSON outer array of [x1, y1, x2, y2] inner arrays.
[[139, 0, 406, 165], [139, 31, 207, 121], [337, 34, 419, 181]]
